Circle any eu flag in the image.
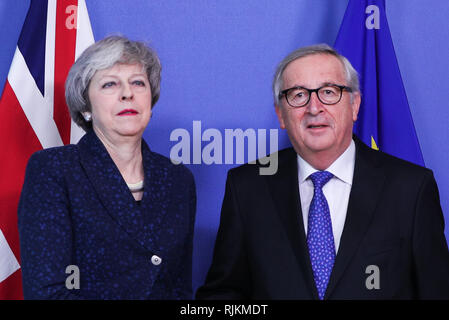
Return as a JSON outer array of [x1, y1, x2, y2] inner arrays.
[[334, 0, 425, 166]]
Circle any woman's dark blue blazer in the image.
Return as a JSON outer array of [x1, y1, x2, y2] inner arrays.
[[18, 129, 196, 299]]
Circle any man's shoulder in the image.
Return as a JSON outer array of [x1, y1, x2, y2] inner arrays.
[[228, 147, 296, 179], [355, 138, 432, 179]]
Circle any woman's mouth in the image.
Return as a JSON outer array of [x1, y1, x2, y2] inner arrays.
[[117, 109, 138, 116]]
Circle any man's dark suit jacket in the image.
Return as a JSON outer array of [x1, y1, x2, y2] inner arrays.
[[196, 138, 449, 299], [18, 130, 196, 299]]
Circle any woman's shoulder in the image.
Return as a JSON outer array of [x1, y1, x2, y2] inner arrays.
[[30, 144, 78, 161], [27, 144, 79, 172], [146, 149, 194, 182]]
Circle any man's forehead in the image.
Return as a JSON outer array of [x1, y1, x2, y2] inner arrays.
[[283, 54, 346, 85]]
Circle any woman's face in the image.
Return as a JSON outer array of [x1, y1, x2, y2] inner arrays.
[[87, 63, 152, 143]]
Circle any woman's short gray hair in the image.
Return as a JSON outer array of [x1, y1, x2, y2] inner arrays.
[[65, 35, 162, 131], [273, 44, 360, 106]]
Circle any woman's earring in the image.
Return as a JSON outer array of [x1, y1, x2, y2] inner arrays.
[[82, 112, 92, 122]]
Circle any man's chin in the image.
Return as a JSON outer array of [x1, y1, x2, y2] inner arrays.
[[302, 136, 334, 153]]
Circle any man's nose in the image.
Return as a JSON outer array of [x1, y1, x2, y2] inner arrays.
[[305, 91, 324, 115]]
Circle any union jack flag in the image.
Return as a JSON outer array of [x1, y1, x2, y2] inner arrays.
[[0, 0, 94, 299]]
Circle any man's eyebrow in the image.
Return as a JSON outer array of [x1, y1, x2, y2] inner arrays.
[[321, 81, 340, 87], [287, 82, 339, 89]]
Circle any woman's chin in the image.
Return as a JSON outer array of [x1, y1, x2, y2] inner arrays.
[[120, 129, 144, 138], [113, 125, 146, 139]]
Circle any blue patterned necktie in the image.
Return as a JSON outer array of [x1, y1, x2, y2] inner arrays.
[[307, 171, 335, 300]]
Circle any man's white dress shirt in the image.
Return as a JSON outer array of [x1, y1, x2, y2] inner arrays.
[[297, 140, 356, 253]]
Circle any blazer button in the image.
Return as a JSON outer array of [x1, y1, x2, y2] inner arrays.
[[151, 255, 162, 266]]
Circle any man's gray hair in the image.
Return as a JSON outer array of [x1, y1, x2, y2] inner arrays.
[[65, 35, 162, 131], [272, 44, 360, 106]]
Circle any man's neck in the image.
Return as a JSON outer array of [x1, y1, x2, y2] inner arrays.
[[296, 140, 353, 171]]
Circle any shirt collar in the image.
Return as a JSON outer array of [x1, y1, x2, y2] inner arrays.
[[297, 139, 356, 185]]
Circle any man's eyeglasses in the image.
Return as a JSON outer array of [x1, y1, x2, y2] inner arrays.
[[279, 84, 352, 108]]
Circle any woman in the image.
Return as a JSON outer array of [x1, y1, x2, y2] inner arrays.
[[18, 36, 196, 299]]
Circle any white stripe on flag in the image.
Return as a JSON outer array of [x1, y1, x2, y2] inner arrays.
[[44, 0, 56, 117], [75, 0, 95, 60], [0, 229, 20, 283], [8, 48, 63, 149], [71, 0, 94, 144]]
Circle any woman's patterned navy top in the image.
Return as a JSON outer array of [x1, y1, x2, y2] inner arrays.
[[18, 130, 196, 299]]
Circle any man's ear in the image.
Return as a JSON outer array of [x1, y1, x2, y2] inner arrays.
[[351, 92, 361, 122], [275, 104, 286, 129]]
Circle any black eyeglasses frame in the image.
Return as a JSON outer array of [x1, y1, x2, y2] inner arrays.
[[279, 84, 353, 108]]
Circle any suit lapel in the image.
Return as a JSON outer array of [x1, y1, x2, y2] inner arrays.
[[77, 130, 165, 254], [324, 138, 386, 299], [138, 139, 172, 252], [265, 148, 319, 299]]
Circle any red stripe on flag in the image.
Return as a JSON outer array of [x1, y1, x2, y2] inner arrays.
[[0, 269, 23, 300], [54, 0, 78, 145], [0, 81, 42, 299]]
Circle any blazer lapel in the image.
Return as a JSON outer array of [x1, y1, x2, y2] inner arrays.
[[77, 130, 160, 253], [138, 139, 172, 253], [324, 138, 386, 299], [265, 148, 319, 299]]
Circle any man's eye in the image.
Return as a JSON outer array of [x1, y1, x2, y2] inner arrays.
[[292, 90, 307, 98], [323, 89, 336, 96]]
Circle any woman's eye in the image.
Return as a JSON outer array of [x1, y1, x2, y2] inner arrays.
[[102, 81, 116, 89], [133, 80, 145, 86]]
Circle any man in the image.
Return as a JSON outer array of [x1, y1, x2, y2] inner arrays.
[[196, 44, 449, 299]]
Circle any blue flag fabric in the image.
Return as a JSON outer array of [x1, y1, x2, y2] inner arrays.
[[334, 0, 424, 166]]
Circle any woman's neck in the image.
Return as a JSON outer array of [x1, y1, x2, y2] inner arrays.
[[94, 128, 145, 200]]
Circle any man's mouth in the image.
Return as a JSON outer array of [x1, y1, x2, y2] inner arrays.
[[117, 109, 138, 116], [307, 124, 328, 129]]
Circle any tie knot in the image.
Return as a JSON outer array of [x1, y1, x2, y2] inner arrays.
[[309, 171, 333, 189]]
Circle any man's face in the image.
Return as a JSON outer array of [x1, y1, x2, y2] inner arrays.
[[275, 54, 360, 167]]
